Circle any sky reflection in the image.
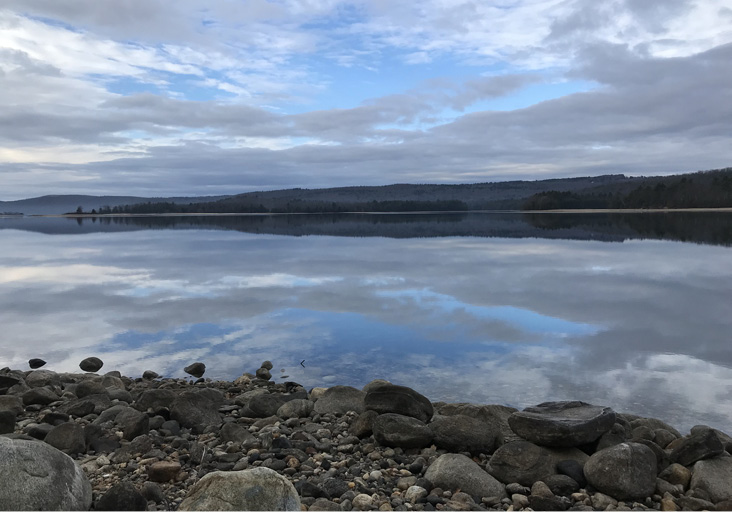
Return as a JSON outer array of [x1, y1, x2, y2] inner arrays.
[[1, 218, 731, 433]]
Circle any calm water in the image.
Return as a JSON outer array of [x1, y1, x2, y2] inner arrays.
[[2, 212, 732, 433]]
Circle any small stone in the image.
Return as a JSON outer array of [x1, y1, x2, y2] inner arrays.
[[184, 362, 206, 378], [256, 367, 272, 380], [531, 481, 554, 499], [142, 370, 159, 380], [147, 461, 181, 482], [405, 486, 428, 503], [261, 360, 274, 370], [95, 482, 148, 511], [79, 357, 104, 372], [659, 463, 691, 489], [660, 498, 678, 511], [28, 358, 46, 369], [512, 493, 530, 509]]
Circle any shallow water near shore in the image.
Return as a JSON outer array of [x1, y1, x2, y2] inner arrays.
[[2, 212, 732, 433]]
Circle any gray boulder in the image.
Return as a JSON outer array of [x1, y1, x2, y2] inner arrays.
[[429, 414, 497, 454], [178, 467, 301, 510], [364, 383, 433, 423], [75, 379, 108, 398], [508, 401, 616, 447], [487, 440, 557, 486], [249, 393, 289, 417], [219, 422, 255, 445], [437, 402, 519, 445], [184, 362, 206, 378], [22, 386, 58, 405], [373, 413, 433, 449], [584, 442, 657, 501], [277, 399, 313, 419], [44, 421, 86, 455], [171, 391, 222, 431], [349, 410, 378, 438], [0, 436, 92, 510], [25, 369, 60, 388], [0, 395, 23, 415], [670, 427, 725, 466], [115, 407, 150, 441], [79, 356, 104, 372], [134, 388, 177, 412], [313, 386, 365, 415], [690, 455, 732, 503], [425, 453, 507, 500]]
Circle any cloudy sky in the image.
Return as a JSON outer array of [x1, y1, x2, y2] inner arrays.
[[1, 0, 731, 199]]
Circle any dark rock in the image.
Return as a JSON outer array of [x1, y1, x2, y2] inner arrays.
[[625, 416, 682, 438], [147, 461, 181, 482], [310, 497, 342, 511], [424, 453, 506, 500], [691, 425, 732, 452], [256, 367, 272, 380], [22, 387, 58, 405], [44, 422, 86, 455], [63, 399, 96, 417], [108, 387, 133, 403], [41, 411, 70, 426], [0, 410, 16, 434], [25, 369, 60, 388], [364, 383, 434, 423], [0, 436, 92, 510], [322, 478, 350, 499], [249, 393, 289, 417], [161, 419, 181, 436], [487, 440, 556, 486], [349, 410, 378, 438], [0, 395, 23, 415], [25, 422, 54, 439], [543, 474, 580, 495], [584, 442, 657, 501], [71, 393, 112, 414], [184, 362, 206, 378], [171, 390, 222, 431], [313, 385, 366, 415], [110, 435, 153, 464], [556, 460, 587, 488], [96, 482, 148, 511], [116, 408, 150, 441], [528, 495, 569, 511], [654, 428, 679, 449], [261, 360, 274, 370], [690, 456, 732, 503], [28, 358, 46, 369], [635, 438, 670, 474], [141, 481, 167, 504], [373, 413, 433, 449], [508, 401, 616, 447], [142, 370, 159, 379], [671, 428, 725, 466], [220, 422, 255, 444], [429, 414, 497, 454], [135, 388, 177, 412], [296, 480, 329, 498], [75, 379, 108, 398], [677, 495, 716, 511], [79, 357, 104, 372]]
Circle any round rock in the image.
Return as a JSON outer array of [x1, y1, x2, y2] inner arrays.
[[425, 453, 507, 500], [487, 440, 557, 486], [584, 442, 657, 501], [508, 401, 616, 447], [184, 362, 206, 378], [79, 357, 104, 372]]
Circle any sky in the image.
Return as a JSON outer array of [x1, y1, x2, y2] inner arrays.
[[1, 0, 731, 199]]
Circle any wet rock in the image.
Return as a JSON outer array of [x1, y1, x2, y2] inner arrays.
[[184, 362, 206, 378], [95, 482, 148, 511], [28, 358, 46, 369], [147, 461, 181, 482], [0, 436, 92, 510], [313, 385, 366, 415], [373, 413, 433, 449], [689, 456, 732, 503], [44, 421, 86, 455], [178, 467, 301, 511], [425, 453, 506, 500], [428, 414, 497, 454], [487, 440, 556, 486], [670, 427, 725, 466], [79, 357, 104, 372], [584, 442, 657, 501], [364, 383, 434, 423], [508, 401, 616, 447]]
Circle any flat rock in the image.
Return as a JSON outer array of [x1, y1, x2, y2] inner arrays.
[[508, 401, 616, 447], [372, 413, 433, 449], [429, 414, 497, 454], [147, 461, 181, 482], [44, 421, 86, 455], [79, 357, 104, 372], [690, 455, 732, 503], [670, 427, 725, 466], [170, 390, 222, 431], [437, 402, 519, 445], [584, 442, 657, 501], [178, 467, 301, 510], [0, 436, 92, 510], [313, 385, 365, 415], [425, 453, 507, 500], [364, 383, 433, 423]]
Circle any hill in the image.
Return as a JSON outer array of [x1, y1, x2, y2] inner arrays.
[[0, 194, 232, 215]]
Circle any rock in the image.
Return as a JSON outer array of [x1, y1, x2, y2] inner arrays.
[[44, 421, 86, 455], [313, 385, 365, 415], [0, 410, 16, 434], [437, 403, 521, 445], [584, 442, 657, 501], [184, 362, 206, 378], [0, 436, 92, 510], [591, 492, 618, 510], [349, 409, 378, 438], [654, 429, 678, 449], [661, 497, 679, 511], [691, 425, 732, 451], [556, 459, 587, 488], [372, 413, 433, 449], [508, 401, 616, 447], [670, 427, 725, 466], [75, 379, 108, 398], [635, 438, 670, 474], [261, 360, 274, 370], [95, 482, 148, 511], [677, 495, 715, 511], [22, 386, 58, 405], [690, 456, 732, 503], [28, 358, 46, 369], [0, 395, 23, 415], [310, 497, 342, 511], [171, 390, 222, 431], [364, 383, 434, 423], [487, 440, 556, 486], [405, 485, 429, 503], [249, 393, 289, 417], [135, 388, 177, 412], [25, 422, 54, 439], [659, 463, 691, 488], [178, 467, 301, 511], [219, 422, 255, 444], [543, 474, 580, 495], [25, 369, 60, 388], [528, 494, 569, 511], [277, 398, 313, 418], [147, 461, 181, 482], [352, 493, 373, 510], [63, 398, 97, 417], [256, 367, 272, 380], [425, 453, 507, 500], [142, 370, 159, 379], [79, 356, 104, 372], [428, 414, 497, 454], [625, 416, 682, 438], [141, 481, 167, 504], [115, 407, 150, 441]]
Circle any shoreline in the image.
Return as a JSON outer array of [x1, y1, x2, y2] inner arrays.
[[2, 360, 732, 511]]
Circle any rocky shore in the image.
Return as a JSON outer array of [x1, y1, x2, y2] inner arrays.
[[1, 359, 731, 511]]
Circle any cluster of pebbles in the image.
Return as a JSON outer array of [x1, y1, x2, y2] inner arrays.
[[1, 358, 732, 511]]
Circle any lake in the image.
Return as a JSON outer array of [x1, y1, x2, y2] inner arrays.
[[2, 212, 731, 433]]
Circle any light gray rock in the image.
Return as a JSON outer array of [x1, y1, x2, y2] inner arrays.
[[690, 455, 732, 503], [313, 385, 365, 415], [178, 467, 301, 511], [425, 453, 507, 500], [436, 403, 519, 445], [487, 440, 557, 486], [584, 442, 657, 501], [364, 383, 433, 423], [508, 401, 616, 447], [0, 436, 92, 510], [372, 413, 433, 449], [277, 398, 313, 419], [25, 369, 60, 388]]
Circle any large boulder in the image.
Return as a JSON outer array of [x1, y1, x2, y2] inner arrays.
[[277, 399, 313, 419], [22, 386, 59, 405], [437, 403, 520, 445], [487, 440, 557, 486], [25, 369, 60, 388], [689, 455, 732, 503], [372, 413, 433, 449], [313, 386, 365, 415], [178, 467, 301, 510], [670, 427, 725, 466], [429, 414, 497, 454], [135, 388, 177, 412], [0, 436, 92, 510], [584, 442, 657, 501], [364, 384, 433, 423], [425, 453, 507, 500], [44, 421, 86, 455], [249, 393, 290, 418], [171, 390, 222, 431], [508, 401, 616, 447]]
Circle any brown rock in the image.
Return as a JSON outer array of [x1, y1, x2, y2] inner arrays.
[[147, 461, 181, 482]]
